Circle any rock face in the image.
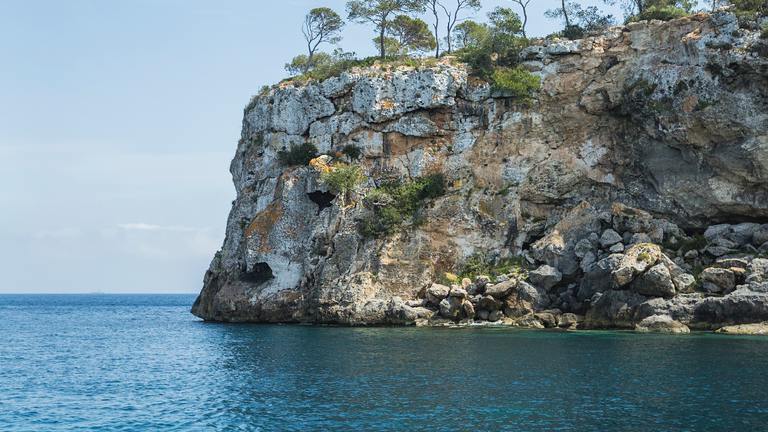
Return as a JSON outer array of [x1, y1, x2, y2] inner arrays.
[[193, 13, 768, 328]]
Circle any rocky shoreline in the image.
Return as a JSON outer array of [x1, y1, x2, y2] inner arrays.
[[384, 205, 768, 334], [192, 12, 768, 332]]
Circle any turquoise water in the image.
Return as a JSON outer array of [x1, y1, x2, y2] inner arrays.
[[1, 295, 768, 431]]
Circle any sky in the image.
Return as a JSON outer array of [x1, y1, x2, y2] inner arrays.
[[0, 0, 625, 294]]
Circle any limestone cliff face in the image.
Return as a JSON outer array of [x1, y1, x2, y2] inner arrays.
[[192, 12, 768, 326]]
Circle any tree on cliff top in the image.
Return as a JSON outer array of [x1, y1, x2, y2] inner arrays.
[[301, 7, 345, 72], [376, 15, 436, 55], [346, 0, 426, 58], [546, 1, 614, 39]]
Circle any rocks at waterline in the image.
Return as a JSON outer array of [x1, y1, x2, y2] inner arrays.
[[396, 204, 768, 331]]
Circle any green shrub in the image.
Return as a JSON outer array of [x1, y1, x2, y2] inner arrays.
[[627, 5, 688, 22], [359, 173, 446, 238], [732, 0, 767, 19], [458, 253, 527, 281], [341, 145, 362, 160], [289, 55, 443, 84], [277, 143, 318, 166], [321, 163, 364, 195], [762, 23, 768, 39], [561, 25, 586, 40], [490, 66, 541, 104]]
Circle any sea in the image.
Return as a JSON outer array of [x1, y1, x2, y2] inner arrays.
[[1, 294, 767, 431]]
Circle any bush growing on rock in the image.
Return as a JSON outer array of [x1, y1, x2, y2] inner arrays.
[[278, 143, 319, 166], [628, 4, 689, 22], [459, 253, 527, 281], [321, 163, 364, 196], [490, 66, 541, 104], [359, 173, 445, 237]]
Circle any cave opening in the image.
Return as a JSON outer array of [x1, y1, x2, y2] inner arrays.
[[241, 262, 274, 284], [307, 191, 336, 214]]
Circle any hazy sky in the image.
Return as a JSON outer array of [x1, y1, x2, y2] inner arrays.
[[1, 0, 624, 293]]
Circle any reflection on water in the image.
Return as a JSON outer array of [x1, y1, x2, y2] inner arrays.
[[1, 295, 768, 431]]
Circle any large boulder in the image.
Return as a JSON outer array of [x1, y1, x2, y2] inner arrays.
[[577, 253, 623, 301], [503, 280, 548, 318], [426, 283, 450, 305], [693, 289, 768, 327], [485, 279, 517, 299], [631, 263, 676, 298], [612, 243, 662, 287], [583, 290, 647, 329], [715, 322, 768, 335], [635, 315, 690, 334], [700, 268, 736, 294], [600, 229, 623, 248], [528, 265, 562, 290], [531, 202, 602, 277]]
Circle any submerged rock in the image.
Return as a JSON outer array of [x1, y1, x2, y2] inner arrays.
[[635, 315, 690, 334]]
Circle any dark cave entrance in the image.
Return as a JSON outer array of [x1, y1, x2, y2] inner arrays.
[[241, 262, 274, 284], [307, 191, 336, 214]]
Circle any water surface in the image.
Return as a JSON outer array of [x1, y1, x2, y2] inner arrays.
[[1, 294, 767, 431]]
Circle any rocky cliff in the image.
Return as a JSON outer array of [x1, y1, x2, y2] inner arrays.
[[192, 12, 768, 332]]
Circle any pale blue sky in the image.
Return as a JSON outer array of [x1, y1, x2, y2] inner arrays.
[[0, 0, 625, 293]]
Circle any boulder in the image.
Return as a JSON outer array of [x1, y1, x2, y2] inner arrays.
[[502, 281, 548, 318], [439, 296, 463, 320], [461, 300, 476, 320], [405, 298, 426, 307], [449, 286, 468, 299], [660, 254, 697, 293], [557, 313, 582, 329], [693, 289, 768, 326], [577, 253, 623, 301], [729, 223, 759, 245], [611, 203, 654, 234], [530, 201, 601, 277], [476, 309, 490, 320], [528, 265, 562, 290], [609, 243, 625, 253], [534, 312, 559, 328], [752, 225, 768, 246], [426, 283, 450, 305], [631, 263, 676, 298], [485, 279, 517, 299], [635, 315, 690, 334], [478, 295, 502, 311], [580, 251, 597, 272], [700, 268, 736, 294], [488, 310, 503, 322], [600, 229, 623, 248], [387, 297, 434, 324], [513, 313, 545, 328], [715, 322, 768, 335], [704, 224, 731, 241], [747, 258, 768, 283], [612, 243, 662, 287], [583, 290, 647, 329], [574, 238, 594, 258]]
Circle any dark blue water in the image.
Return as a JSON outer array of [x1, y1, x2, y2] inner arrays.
[[2, 295, 768, 431]]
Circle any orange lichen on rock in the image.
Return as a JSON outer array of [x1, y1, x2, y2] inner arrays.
[[245, 201, 284, 253]]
